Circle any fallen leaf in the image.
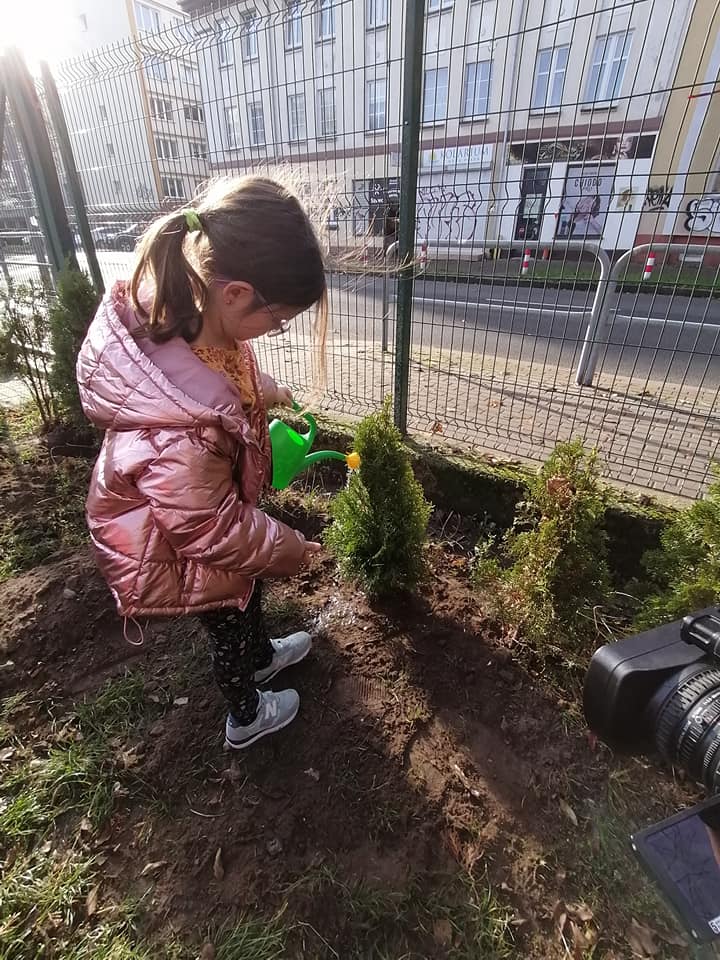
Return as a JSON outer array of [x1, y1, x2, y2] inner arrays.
[[266, 838, 283, 856], [140, 860, 167, 877], [304, 767, 320, 782], [569, 920, 584, 960], [433, 917, 453, 946], [199, 945, 216, 960], [559, 799, 579, 827], [568, 902, 594, 923], [173, 697, 189, 706], [79, 815, 93, 834], [86, 884, 100, 917], [627, 918, 659, 957], [0, 747, 15, 762], [451, 763, 481, 799], [552, 900, 568, 938], [221, 760, 243, 783], [213, 847, 224, 881], [431, 421, 444, 435], [655, 927, 687, 948]]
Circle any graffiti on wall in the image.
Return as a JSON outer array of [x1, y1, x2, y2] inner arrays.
[[416, 185, 487, 243], [684, 196, 720, 235], [644, 184, 673, 211]]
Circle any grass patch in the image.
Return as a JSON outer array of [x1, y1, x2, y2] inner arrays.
[[0, 675, 147, 845], [576, 766, 687, 940], [285, 866, 513, 959]]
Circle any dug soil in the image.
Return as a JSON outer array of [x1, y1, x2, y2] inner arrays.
[[0, 491, 696, 958]]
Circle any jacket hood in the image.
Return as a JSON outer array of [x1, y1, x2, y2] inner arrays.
[[77, 281, 253, 440]]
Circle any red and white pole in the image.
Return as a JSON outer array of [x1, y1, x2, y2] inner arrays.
[[522, 248, 532, 276], [643, 251, 656, 281]]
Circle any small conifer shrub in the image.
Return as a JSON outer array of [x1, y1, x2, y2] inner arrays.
[[326, 398, 431, 595]]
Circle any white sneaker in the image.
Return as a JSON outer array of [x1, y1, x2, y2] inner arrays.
[[254, 632, 312, 684], [225, 689, 300, 750]]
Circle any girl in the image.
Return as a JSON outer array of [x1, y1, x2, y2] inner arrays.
[[77, 176, 326, 750]]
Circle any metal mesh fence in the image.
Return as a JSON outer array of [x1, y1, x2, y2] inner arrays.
[[2, 0, 719, 499]]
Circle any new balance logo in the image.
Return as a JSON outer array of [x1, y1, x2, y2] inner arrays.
[[264, 698, 279, 720]]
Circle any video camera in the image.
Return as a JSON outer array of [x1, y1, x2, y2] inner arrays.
[[584, 608, 720, 944]]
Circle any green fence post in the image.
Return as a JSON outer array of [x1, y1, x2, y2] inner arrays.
[[393, 0, 425, 435], [0, 48, 77, 282], [40, 62, 104, 296]]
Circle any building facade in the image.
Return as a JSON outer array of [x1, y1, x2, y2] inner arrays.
[[57, 0, 210, 215], [54, 0, 710, 254]]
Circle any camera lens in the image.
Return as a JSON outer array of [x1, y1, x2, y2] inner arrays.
[[647, 664, 720, 792]]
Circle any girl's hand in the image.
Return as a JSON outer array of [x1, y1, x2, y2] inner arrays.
[[302, 541, 322, 566], [275, 384, 294, 407]]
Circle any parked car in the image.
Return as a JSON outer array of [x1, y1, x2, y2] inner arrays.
[[112, 222, 146, 252], [91, 223, 126, 250]]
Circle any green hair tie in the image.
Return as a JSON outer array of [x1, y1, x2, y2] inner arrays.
[[182, 208, 202, 233]]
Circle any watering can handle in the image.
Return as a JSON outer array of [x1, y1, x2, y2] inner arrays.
[[292, 401, 317, 445]]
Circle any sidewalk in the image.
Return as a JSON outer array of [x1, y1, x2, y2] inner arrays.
[[257, 335, 719, 501], [2, 336, 716, 501]]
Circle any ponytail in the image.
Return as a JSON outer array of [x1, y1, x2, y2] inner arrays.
[[130, 209, 208, 343]]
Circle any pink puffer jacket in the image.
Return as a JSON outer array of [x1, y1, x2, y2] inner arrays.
[[76, 282, 307, 617]]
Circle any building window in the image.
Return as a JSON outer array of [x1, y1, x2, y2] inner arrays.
[[427, 0, 452, 11], [217, 18, 234, 66], [224, 105, 241, 148], [317, 0, 334, 40], [161, 176, 185, 199], [150, 97, 172, 121], [532, 45, 569, 110], [241, 12, 259, 59], [288, 92, 307, 140], [366, 78, 386, 131], [317, 87, 336, 136], [585, 30, 633, 103], [99, 104, 107, 120], [462, 60, 491, 118], [147, 56, 168, 81], [189, 140, 208, 159], [422, 67, 448, 123], [286, 1, 302, 48], [135, 2, 160, 32], [367, 0, 387, 28], [184, 103, 204, 122], [156, 137, 179, 160], [248, 101, 266, 145], [106, 142, 115, 158], [183, 62, 200, 85]]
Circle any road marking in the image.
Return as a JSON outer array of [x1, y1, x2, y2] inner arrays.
[[412, 297, 718, 328]]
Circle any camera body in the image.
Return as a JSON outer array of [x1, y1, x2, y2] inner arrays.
[[584, 608, 720, 791]]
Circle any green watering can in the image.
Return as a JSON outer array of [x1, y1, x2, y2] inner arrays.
[[269, 402, 361, 490]]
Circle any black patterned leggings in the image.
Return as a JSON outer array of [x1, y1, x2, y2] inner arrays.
[[200, 583, 273, 724]]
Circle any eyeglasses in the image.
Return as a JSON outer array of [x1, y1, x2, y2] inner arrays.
[[213, 277, 291, 337], [254, 291, 291, 337]]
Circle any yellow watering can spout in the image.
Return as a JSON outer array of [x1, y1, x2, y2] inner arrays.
[[268, 402, 360, 490]]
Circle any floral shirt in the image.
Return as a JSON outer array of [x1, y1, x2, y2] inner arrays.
[[191, 343, 272, 481]]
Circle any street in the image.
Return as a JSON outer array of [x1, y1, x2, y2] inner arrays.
[[4, 250, 720, 389]]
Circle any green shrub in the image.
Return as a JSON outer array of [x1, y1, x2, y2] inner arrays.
[[636, 466, 720, 628], [49, 265, 99, 425], [0, 280, 57, 428], [474, 440, 610, 647], [326, 398, 431, 595]]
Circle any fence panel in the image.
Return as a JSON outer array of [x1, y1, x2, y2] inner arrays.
[[52, 0, 403, 419], [404, 0, 720, 499], [14, 0, 720, 499]]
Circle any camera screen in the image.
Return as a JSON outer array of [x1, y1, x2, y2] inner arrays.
[[642, 804, 720, 933]]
